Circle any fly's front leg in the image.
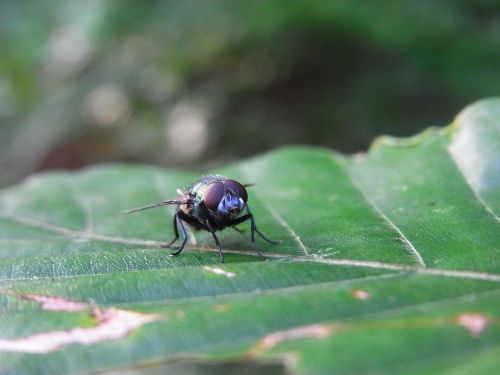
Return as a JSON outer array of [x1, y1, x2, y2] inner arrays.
[[229, 213, 254, 243], [206, 220, 224, 263], [239, 206, 280, 246], [247, 206, 280, 245], [161, 213, 179, 248], [229, 214, 270, 258], [168, 212, 189, 256]]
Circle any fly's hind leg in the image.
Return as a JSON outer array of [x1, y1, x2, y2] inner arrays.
[[232, 226, 245, 233]]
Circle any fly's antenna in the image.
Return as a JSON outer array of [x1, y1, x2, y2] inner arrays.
[[121, 198, 187, 214]]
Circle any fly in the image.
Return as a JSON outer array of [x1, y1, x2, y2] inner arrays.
[[122, 175, 278, 262]]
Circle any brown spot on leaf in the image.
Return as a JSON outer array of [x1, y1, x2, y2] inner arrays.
[[456, 313, 489, 337], [351, 289, 371, 300]]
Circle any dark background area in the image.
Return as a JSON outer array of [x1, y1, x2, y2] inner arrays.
[[1, 0, 499, 187]]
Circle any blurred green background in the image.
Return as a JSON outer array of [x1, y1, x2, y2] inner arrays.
[[1, 0, 499, 188]]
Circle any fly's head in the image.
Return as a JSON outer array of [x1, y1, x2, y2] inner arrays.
[[203, 179, 248, 219]]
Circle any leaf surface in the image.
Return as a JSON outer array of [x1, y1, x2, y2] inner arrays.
[[1, 99, 499, 375]]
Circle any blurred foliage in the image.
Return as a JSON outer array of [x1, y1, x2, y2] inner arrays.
[[1, 0, 499, 187]]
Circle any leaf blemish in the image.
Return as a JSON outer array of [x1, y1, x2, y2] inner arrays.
[[0, 293, 163, 353], [214, 304, 231, 313], [203, 266, 236, 278], [456, 313, 489, 337], [255, 324, 336, 351], [21, 293, 89, 312], [351, 289, 371, 300]]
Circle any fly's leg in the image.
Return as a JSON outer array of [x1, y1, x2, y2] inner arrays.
[[254, 226, 280, 245], [161, 214, 179, 248], [230, 208, 278, 258], [232, 226, 245, 233], [231, 208, 279, 246], [168, 213, 189, 256], [229, 214, 253, 238], [206, 220, 224, 263], [247, 205, 280, 245]]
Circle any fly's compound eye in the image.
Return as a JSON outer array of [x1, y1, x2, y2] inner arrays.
[[204, 182, 225, 212], [224, 179, 248, 203]]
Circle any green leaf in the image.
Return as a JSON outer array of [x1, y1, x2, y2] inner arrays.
[[1, 98, 499, 375]]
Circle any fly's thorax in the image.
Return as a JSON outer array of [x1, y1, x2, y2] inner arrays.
[[188, 175, 225, 200]]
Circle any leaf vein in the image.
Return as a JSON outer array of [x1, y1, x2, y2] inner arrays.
[[1, 213, 499, 282], [338, 156, 427, 267], [265, 203, 309, 256]]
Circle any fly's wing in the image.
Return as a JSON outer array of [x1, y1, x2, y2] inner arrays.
[[121, 197, 188, 214]]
